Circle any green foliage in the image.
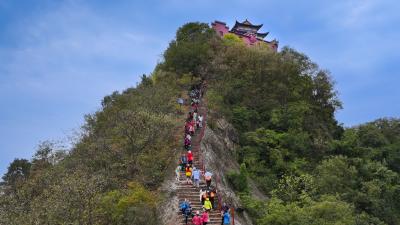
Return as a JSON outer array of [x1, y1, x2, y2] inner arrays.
[[96, 182, 158, 225], [232, 106, 259, 131], [0, 61, 181, 224], [352, 159, 400, 224], [240, 194, 265, 219], [272, 174, 316, 202], [322, 120, 400, 224], [315, 156, 358, 195], [356, 213, 387, 225], [227, 164, 249, 193], [203, 25, 399, 225], [177, 73, 197, 88], [2, 158, 31, 192], [206, 89, 224, 112], [237, 127, 303, 191], [175, 22, 213, 43], [257, 195, 357, 225], [30, 171, 105, 225], [162, 22, 217, 77], [358, 124, 389, 148], [222, 33, 244, 46], [208, 44, 342, 160]]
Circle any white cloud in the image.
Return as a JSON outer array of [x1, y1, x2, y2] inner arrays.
[[318, 0, 399, 30], [341, 0, 377, 28]]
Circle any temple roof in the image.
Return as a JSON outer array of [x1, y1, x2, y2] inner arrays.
[[232, 19, 263, 31], [212, 20, 227, 25], [230, 30, 269, 38], [257, 32, 269, 38]]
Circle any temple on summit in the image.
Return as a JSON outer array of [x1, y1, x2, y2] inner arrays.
[[211, 19, 278, 51]]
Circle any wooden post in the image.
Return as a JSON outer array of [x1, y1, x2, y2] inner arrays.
[[231, 207, 235, 225]]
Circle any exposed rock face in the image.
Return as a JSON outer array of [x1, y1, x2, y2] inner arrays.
[[158, 150, 181, 225], [201, 118, 254, 225]]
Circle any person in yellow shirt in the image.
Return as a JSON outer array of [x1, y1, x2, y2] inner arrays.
[[203, 197, 212, 212], [185, 164, 192, 184]]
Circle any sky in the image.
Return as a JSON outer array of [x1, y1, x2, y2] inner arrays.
[[0, 0, 399, 176]]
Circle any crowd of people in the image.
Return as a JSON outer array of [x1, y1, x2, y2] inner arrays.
[[180, 198, 231, 225], [177, 85, 231, 225]]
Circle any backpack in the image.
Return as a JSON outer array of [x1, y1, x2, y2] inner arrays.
[[181, 156, 187, 163], [184, 207, 192, 216], [180, 202, 188, 210], [224, 212, 230, 223], [185, 167, 192, 176]]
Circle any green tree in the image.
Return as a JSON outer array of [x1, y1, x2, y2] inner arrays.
[[96, 182, 158, 225], [315, 156, 357, 195], [272, 174, 316, 202], [258, 195, 357, 225], [2, 158, 31, 192], [163, 22, 217, 77], [227, 164, 249, 192]]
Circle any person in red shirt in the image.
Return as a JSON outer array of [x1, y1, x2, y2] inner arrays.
[[187, 151, 193, 165]]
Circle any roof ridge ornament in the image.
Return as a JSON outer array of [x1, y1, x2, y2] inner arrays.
[[243, 19, 252, 25]]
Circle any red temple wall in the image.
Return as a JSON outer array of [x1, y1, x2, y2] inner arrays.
[[211, 22, 229, 36]]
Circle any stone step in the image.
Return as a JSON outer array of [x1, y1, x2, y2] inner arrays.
[[178, 217, 222, 222], [177, 215, 222, 220], [176, 183, 207, 186], [179, 222, 221, 225], [177, 180, 206, 183], [179, 222, 221, 223], [177, 210, 221, 214], [176, 188, 208, 192]]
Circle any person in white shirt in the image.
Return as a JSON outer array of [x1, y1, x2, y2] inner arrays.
[[198, 115, 203, 128]]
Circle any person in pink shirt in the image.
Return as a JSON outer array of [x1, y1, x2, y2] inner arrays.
[[192, 211, 202, 225], [184, 136, 191, 150], [189, 123, 195, 135], [201, 210, 209, 225]]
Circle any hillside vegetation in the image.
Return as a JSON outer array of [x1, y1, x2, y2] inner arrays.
[[1, 22, 399, 225], [0, 74, 190, 224]]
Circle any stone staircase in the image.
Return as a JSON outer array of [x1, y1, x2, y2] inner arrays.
[[176, 179, 221, 224], [176, 89, 222, 225]]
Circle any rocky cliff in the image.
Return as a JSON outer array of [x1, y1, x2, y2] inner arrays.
[[200, 118, 254, 225]]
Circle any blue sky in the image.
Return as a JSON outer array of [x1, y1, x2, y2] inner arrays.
[[0, 0, 399, 176]]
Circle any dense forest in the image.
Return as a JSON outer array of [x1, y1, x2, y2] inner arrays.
[[1, 22, 399, 225]]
